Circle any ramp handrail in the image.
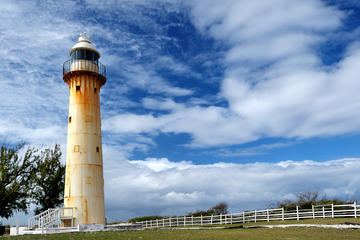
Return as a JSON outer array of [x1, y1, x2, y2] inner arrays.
[[28, 207, 75, 229]]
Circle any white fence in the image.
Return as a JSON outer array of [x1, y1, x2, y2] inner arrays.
[[137, 202, 359, 228]]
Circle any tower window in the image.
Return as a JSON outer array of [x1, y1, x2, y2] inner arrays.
[[96, 147, 100, 153], [74, 145, 80, 152], [86, 176, 91, 184], [94, 88, 97, 94], [76, 85, 80, 91], [69, 117, 72, 123]]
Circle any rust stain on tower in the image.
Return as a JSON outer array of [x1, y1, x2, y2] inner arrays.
[[63, 33, 106, 226]]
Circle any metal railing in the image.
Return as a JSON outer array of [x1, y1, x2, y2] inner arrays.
[[137, 202, 359, 228], [63, 59, 106, 78], [28, 207, 75, 230]]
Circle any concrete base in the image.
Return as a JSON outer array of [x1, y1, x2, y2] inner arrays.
[[10, 227, 27, 236], [78, 224, 104, 231], [10, 227, 78, 236], [10, 225, 103, 236], [9, 223, 142, 236]]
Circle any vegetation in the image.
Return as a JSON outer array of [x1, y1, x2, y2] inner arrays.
[[128, 216, 163, 223], [128, 202, 229, 222], [0, 143, 65, 219], [209, 202, 229, 215], [31, 144, 65, 215], [0, 143, 35, 219], [1, 225, 360, 240], [187, 202, 229, 217], [272, 191, 353, 211]]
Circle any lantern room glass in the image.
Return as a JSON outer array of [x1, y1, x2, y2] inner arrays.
[[71, 49, 99, 64]]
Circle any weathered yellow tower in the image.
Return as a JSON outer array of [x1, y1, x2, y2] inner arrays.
[[62, 33, 106, 226]]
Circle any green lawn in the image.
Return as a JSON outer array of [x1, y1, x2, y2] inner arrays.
[[1, 228, 360, 240], [195, 217, 360, 227], [2, 218, 360, 240]]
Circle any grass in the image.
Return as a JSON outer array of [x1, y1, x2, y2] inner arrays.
[[1, 218, 360, 240], [195, 217, 360, 227], [1, 228, 360, 240]]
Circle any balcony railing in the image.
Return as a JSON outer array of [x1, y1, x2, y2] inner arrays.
[[63, 59, 106, 78]]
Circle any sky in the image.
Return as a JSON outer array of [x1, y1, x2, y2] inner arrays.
[[1, 0, 360, 224]]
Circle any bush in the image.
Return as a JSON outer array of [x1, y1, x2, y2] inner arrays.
[[128, 216, 163, 223], [274, 191, 352, 210], [187, 202, 229, 216], [187, 210, 211, 217]]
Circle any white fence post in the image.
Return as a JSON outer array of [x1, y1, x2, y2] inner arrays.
[[322, 206, 325, 218], [177, 216, 179, 226], [355, 201, 357, 219], [184, 216, 186, 226], [254, 210, 257, 223], [150, 220, 152, 228], [267, 209, 269, 222], [331, 203, 334, 218], [200, 215, 203, 225], [191, 216, 194, 225], [145, 220, 148, 228], [312, 205, 315, 219], [296, 206, 299, 221], [243, 211, 245, 223], [211, 215, 213, 225], [225, 214, 227, 224], [169, 217, 172, 227], [282, 208, 284, 221], [41, 217, 44, 234], [230, 213, 233, 224], [163, 218, 165, 227]]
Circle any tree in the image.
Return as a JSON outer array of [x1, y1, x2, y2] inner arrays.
[[187, 202, 229, 216], [208, 202, 229, 215], [187, 210, 210, 217], [31, 144, 65, 215], [128, 216, 163, 223], [273, 191, 350, 210], [0, 143, 36, 219]]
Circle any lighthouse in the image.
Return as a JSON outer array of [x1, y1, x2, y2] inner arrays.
[[62, 33, 106, 226]]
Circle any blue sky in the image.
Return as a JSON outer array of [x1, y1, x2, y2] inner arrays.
[[1, 0, 360, 223]]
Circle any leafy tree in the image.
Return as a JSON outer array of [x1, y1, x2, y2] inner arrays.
[[273, 191, 351, 210], [0, 143, 36, 219], [208, 202, 229, 215], [187, 202, 229, 216], [31, 144, 65, 215], [128, 216, 162, 223], [187, 210, 210, 217]]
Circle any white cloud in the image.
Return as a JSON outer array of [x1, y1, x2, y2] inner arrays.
[[209, 142, 295, 157], [130, 158, 192, 172], [103, 156, 360, 221], [0, 0, 193, 149], [102, 0, 360, 148], [123, 64, 193, 96], [103, 114, 161, 134], [188, 0, 343, 42]]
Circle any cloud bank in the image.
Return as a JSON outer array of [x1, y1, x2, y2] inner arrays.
[[104, 156, 360, 221]]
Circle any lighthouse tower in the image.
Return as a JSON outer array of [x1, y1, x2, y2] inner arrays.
[[62, 33, 106, 226]]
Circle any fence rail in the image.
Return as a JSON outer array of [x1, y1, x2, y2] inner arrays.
[[137, 202, 359, 228]]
